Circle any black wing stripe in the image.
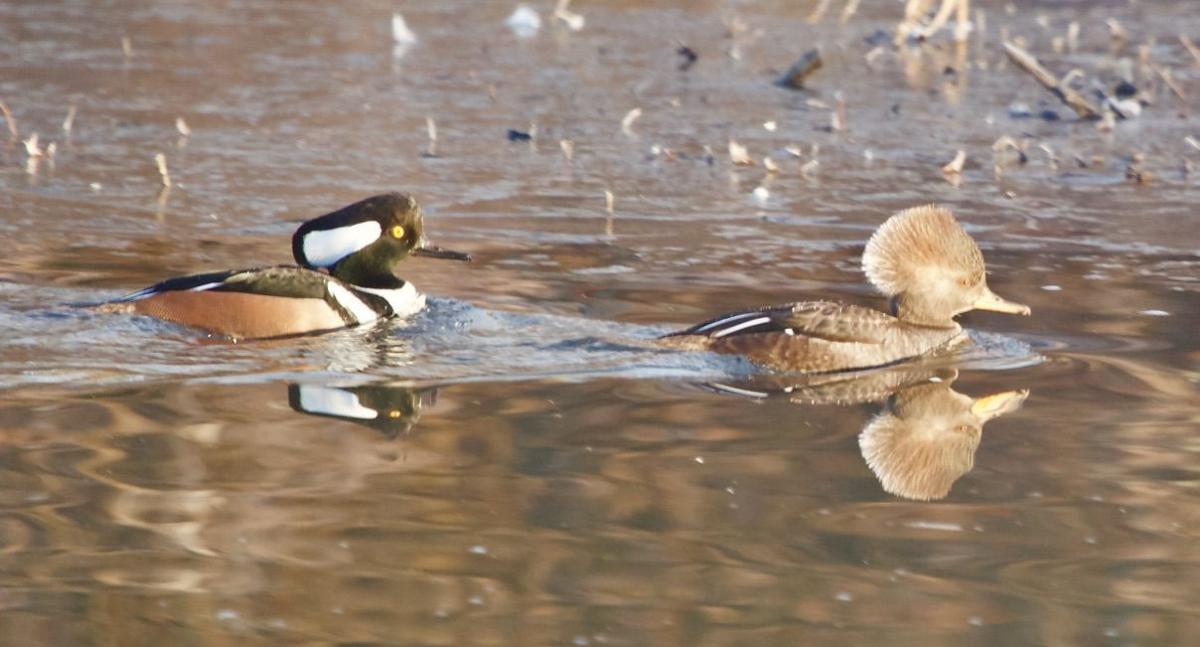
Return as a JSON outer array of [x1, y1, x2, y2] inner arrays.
[[113, 269, 243, 301]]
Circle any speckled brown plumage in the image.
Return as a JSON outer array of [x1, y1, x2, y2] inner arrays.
[[658, 205, 1029, 372]]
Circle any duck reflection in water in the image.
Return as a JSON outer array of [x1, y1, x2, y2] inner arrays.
[[710, 368, 1028, 501], [287, 382, 436, 439]]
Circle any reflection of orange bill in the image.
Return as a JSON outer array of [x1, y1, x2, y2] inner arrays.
[[971, 389, 1030, 421]]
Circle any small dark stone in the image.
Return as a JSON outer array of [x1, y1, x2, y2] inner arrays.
[[863, 29, 890, 46], [777, 48, 822, 89], [1038, 110, 1060, 121], [1008, 102, 1032, 119], [943, 65, 957, 76], [1114, 80, 1138, 98], [677, 45, 698, 71], [506, 129, 532, 142]]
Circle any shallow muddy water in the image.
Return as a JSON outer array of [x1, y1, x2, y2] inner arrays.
[[1, 0, 1198, 644]]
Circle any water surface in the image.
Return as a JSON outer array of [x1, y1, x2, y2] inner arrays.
[[1, 0, 1198, 644]]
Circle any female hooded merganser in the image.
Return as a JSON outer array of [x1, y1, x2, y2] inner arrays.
[[98, 193, 470, 339], [658, 205, 1030, 372]]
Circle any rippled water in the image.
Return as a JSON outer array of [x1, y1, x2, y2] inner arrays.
[[2, 0, 1198, 644]]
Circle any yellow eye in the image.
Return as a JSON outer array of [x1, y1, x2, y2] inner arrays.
[[390, 225, 405, 239]]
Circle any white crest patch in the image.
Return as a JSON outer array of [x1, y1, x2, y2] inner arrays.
[[357, 282, 426, 318], [297, 385, 378, 420], [302, 221, 382, 267], [326, 282, 380, 324]]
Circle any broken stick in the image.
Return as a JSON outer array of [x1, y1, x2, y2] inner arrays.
[[1003, 41, 1099, 119]]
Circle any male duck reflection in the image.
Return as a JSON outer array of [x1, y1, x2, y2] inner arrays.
[[99, 193, 470, 339], [288, 382, 435, 439], [658, 205, 1030, 372], [712, 369, 1028, 500]]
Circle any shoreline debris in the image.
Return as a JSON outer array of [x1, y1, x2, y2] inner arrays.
[[62, 105, 77, 134], [896, 0, 971, 44], [554, 0, 584, 31], [506, 5, 541, 38], [423, 116, 438, 157], [676, 45, 698, 71], [777, 48, 822, 89], [1002, 41, 1099, 119], [621, 107, 642, 137], [941, 149, 965, 186], [728, 140, 753, 166], [391, 13, 416, 45], [155, 153, 171, 188], [1181, 35, 1200, 66], [0, 100, 17, 139]]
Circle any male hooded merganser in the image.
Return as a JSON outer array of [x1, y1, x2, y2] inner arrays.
[[658, 205, 1030, 372], [98, 193, 470, 339]]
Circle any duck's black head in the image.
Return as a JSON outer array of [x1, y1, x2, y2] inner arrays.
[[292, 193, 470, 288]]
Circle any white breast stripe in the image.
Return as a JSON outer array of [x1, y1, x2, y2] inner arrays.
[[712, 316, 771, 338], [297, 385, 378, 420], [694, 311, 764, 333], [356, 282, 426, 318], [302, 221, 382, 267], [326, 282, 379, 324]]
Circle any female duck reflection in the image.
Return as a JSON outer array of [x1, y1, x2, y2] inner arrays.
[[710, 369, 1028, 501]]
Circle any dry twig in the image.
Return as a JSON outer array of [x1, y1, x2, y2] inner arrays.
[[1181, 35, 1200, 66], [0, 100, 17, 139], [62, 105, 77, 134], [1003, 41, 1099, 119], [155, 153, 171, 188]]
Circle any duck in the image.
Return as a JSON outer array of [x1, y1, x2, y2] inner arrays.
[[97, 193, 470, 339], [657, 205, 1030, 372]]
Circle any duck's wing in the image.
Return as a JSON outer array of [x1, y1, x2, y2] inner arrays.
[[663, 301, 897, 345], [113, 266, 332, 302]]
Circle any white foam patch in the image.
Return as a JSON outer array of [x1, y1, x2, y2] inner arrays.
[[357, 282, 426, 318], [302, 221, 381, 268], [326, 282, 379, 324], [297, 385, 377, 420]]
